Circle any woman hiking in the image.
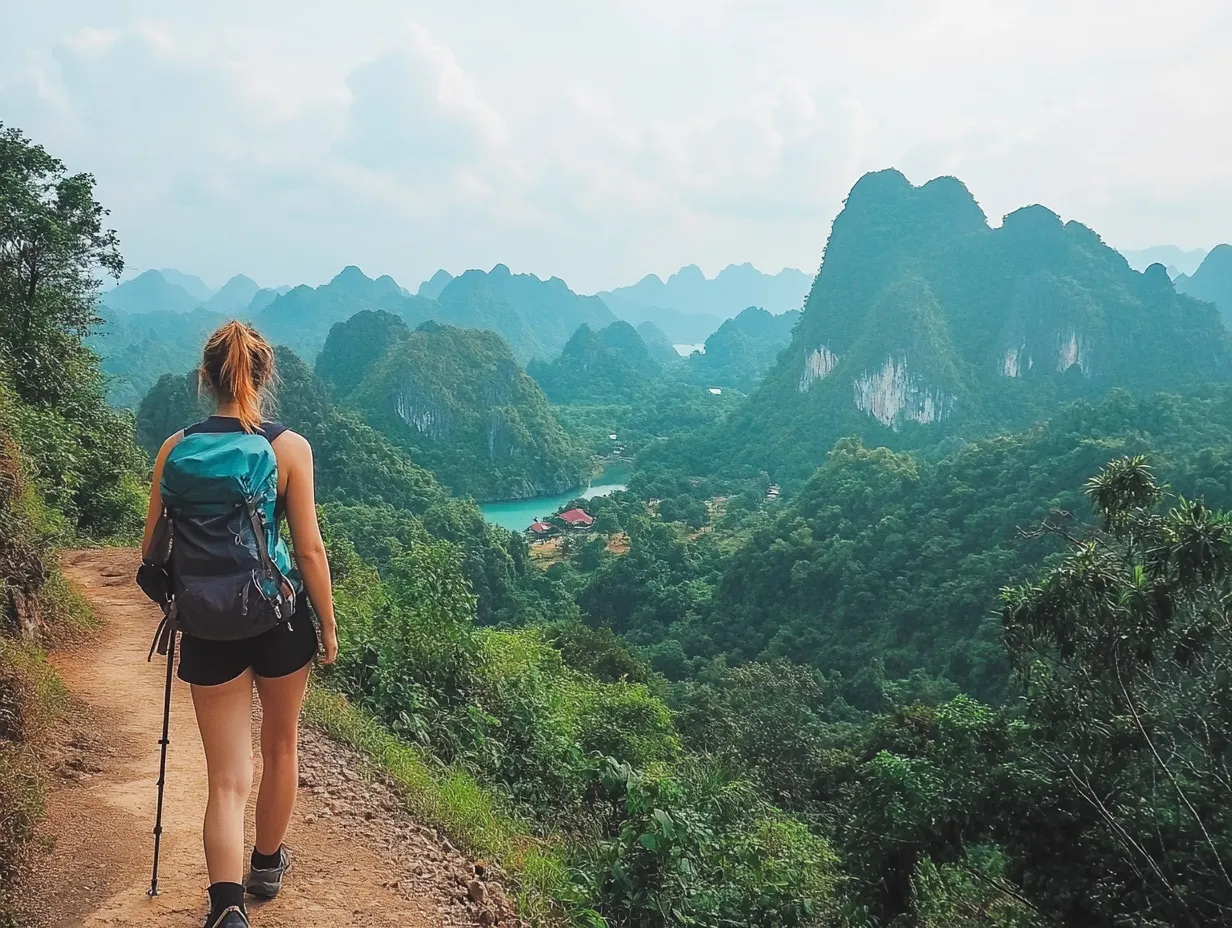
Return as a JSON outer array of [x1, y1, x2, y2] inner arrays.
[[140, 321, 339, 928]]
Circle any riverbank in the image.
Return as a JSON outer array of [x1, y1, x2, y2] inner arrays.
[[479, 464, 630, 532]]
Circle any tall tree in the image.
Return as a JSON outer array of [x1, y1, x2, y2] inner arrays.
[[0, 122, 122, 406], [1003, 456, 1232, 925]]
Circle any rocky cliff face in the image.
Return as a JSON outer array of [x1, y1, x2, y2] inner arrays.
[[704, 170, 1231, 478]]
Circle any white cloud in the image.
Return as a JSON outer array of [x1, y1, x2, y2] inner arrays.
[[339, 22, 505, 178], [0, 0, 1228, 292]]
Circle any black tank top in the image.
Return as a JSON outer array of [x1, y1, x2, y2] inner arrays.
[[183, 416, 289, 444]]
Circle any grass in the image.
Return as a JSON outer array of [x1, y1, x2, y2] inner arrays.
[[302, 684, 580, 926], [0, 627, 73, 926]]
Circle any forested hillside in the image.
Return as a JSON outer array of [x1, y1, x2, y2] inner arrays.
[[527, 321, 666, 404], [314, 314, 589, 501], [689, 305, 800, 392], [679, 170, 1231, 482]]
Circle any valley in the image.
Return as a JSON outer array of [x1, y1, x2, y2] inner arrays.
[[7, 113, 1232, 928]]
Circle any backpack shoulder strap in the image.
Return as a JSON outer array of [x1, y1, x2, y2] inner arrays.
[[243, 497, 296, 621]]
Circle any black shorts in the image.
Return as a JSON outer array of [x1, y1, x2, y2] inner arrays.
[[177, 598, 319, 687]]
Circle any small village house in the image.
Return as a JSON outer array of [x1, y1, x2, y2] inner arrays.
[[559, 508, 594, 529]]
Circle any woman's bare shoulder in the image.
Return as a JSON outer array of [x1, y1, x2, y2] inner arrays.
[[157, 430, 185, 462], [272, 429, 312, 464]]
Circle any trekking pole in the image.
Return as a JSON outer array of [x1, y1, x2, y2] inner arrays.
[[148, 618, 176, 897]]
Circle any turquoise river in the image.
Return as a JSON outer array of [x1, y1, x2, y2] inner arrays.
[[479, 465, 630, 532]]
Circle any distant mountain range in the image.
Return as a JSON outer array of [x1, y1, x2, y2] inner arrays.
[[155, 268, 213, 302], [101, 269, 288, 316], [250, 264, 617, 364], [1175, 244, 1232, 329], [681, 170, 1231, 481], [202, 274, 262, 314], [251, 266, 410, 360], [1119, 245, 1209, 277], [596, 263, 810, 344], [92, 261, 810, 408], [102, 270, 204, 314], [414, 265, 616, 363], [417, 270, 454, 300]]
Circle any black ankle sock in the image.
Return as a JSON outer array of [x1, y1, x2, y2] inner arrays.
[[207, 881, 245, 917], [251, 846, 282, 870]]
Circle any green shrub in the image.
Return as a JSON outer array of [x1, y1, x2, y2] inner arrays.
[[574, 758, 839, 928]]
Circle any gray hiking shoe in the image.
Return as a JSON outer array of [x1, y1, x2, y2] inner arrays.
[[245, 846, 291, 899]]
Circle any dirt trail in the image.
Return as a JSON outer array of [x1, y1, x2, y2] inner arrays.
[[31, 549, 512, 928]]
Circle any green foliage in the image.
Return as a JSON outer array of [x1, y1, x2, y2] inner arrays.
[[575, 758, 839, 928], [911, 845, 1037, 928], [325, 526, 681, 824], [543, 621, 653, 684], [338, 319, 589, 501], [675, 388, 1232, 704], [672, 660, 857, 820], [528, 322, 665, 405], [0, 123, 122, 408], [89, 305, 228, 408], [553, 374, 741, 460], [999, 456, 1232, 925], [0, 124, 145, 540], [0, 364, 85, 924], [840, 698, 1042, 923], [577, 517, 724, 651], [688, 306, 799, 392]]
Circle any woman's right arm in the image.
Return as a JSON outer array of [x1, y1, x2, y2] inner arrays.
[[280, 431, 337, 664], [141, 432, 182, 559]]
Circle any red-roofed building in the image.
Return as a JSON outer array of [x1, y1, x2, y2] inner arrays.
[[559, 508, 594, 528], [528, 521, 554, 536]]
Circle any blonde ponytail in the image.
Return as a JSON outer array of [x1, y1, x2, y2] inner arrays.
[[200, 321, 276, 432]]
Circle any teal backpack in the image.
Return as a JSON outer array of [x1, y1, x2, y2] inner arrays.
[[154, 419, 300, 641]]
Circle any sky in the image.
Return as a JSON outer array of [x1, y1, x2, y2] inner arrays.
[[3, 0, 1230, 294]]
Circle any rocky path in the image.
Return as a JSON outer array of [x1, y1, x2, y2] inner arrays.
[[29, 548, 519, 928]]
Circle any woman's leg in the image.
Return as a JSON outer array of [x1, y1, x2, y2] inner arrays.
[[253, 663, 311, 855], [190, 670, 255, 884]]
